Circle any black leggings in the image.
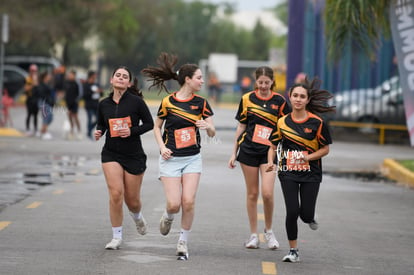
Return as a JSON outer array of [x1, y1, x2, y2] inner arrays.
[[280, 178, 320, 241]]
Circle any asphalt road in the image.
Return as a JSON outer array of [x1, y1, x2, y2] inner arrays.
[[0, 104, 413, 275]]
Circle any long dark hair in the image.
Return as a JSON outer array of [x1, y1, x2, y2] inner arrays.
[[111, 66, 143, 98], [288, 77, 336, 114], [141, 52, 199, 94]]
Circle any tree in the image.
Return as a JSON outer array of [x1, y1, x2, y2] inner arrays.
[[324, 0, 414, 146], [324, 0, 391, 61]]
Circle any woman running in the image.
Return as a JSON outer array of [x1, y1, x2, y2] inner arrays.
[[141, 52, 215, 259], [267, 77, 335, 262], [228, 66, 290, 249], [95, 66, 154, 250]]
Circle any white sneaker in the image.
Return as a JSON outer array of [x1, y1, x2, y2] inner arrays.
[[130, 212, 147, 235], [25, 130, 34, 137], [282, 248, 300, 262], [159, 215, 174, 236], [41, 132, 53, 140], [245, 234, 259, 249], [105, 238, 122, 250], [264, 230, 279, 250], [176, 240, 188, 256]]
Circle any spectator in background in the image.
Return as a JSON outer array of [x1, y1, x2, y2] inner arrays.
[[1, 88, 14, 127], [83, 70, 102, 139], [294, 72, 307, 84], [23, 64, 39, 136], [240, 75, 252, 95], [207, 72, 222, 104], [35, 72, 55, 140], [53, 65, 66, 105], [63, 70, 82, 140]]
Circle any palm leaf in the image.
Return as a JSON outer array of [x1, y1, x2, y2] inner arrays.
[[324, 0, 392, 62]]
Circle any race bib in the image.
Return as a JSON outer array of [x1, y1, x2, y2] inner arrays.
[[252, 124, 272, 145], [109, 116, 132, 137], [174, 127, 197, 149], [286, 151, 310, 171]]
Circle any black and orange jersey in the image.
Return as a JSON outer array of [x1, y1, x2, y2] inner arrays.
[[235, 90, 290, 156], [270, 112, 332, 182], [96, 91, 154, 157], [157, 92, 214, 157]]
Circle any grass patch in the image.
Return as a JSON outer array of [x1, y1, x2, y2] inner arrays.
[[397, 160, 414, 172]]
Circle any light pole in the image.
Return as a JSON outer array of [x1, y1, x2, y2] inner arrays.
[[0, 14, 9, 126]]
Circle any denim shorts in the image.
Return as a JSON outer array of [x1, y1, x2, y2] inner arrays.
[[159, 153, 202, 178], [39, 102, 53, 125]]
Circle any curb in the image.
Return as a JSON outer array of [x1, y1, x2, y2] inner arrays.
[[0, 127, 24, 137], [381, 158, 414, 188]]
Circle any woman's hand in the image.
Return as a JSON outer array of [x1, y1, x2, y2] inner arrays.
[[195, 119, 210, 130], [228, 154, 237, 169], [118, 127, 131, 138], [160, 146, 173, 160], [94, 130, 102, 141], [265, 162, 275, 172]]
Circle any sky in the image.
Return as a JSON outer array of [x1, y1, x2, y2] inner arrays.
[[192, 0, 287, 35]]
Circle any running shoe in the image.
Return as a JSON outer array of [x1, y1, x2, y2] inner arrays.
[[282, 249, 300, 262], [130, 212, 147, 235], [309, 220, 318, 230], [41, 132, 53, 140], [105, 238, 122, 250], [176, 240, 188, 256], [264, 230, 279, 250], [245, 234, 259, 249], [159, 215, 174, 236]]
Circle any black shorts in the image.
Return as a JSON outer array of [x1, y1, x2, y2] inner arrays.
[[101, 148, 147, 175], [237, 147, 268, 167], [67, 102, 79, 113]]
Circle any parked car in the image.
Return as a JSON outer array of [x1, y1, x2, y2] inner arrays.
[[2, 64, 28, 99], [333, 76, 405, 125], [5, 55, 60, 73]]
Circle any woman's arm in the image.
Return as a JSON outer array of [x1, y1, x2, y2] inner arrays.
[[303, 145, 330, 162], [154, 117, 173, 160], [228, 123, 246, 169], [130, 100, 154, 136], [195, 116, 215, 137]]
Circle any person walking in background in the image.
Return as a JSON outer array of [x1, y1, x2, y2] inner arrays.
[[35, 72, 55, 140], [240, 75, 252, 95], [207, 72, 222, 104], [63, 70, 82, 140], [228, 66, 290, 250], [266, 77, 335, 262], [94, 66, 154, 250], [83, 70, 102, 139], [24, 64, 39, 136], [141, 52, 215, 259]]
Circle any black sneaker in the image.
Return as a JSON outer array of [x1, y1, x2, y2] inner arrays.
[[282, 248, 300, 262]]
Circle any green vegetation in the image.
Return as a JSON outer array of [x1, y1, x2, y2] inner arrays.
[[397, 160, 414, 172], [0, 0, 287, 70]]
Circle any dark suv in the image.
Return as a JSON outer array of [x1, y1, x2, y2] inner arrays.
[[2, 64, 28, 98]]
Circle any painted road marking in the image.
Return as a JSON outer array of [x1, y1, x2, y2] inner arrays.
[[53, 189, 64, 195], [26, 201, 43, 209], [258, 198, 263, 205], [258, 213, 265, 221], [262, 261, 277, 274], [0, 221, 11, 231]]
